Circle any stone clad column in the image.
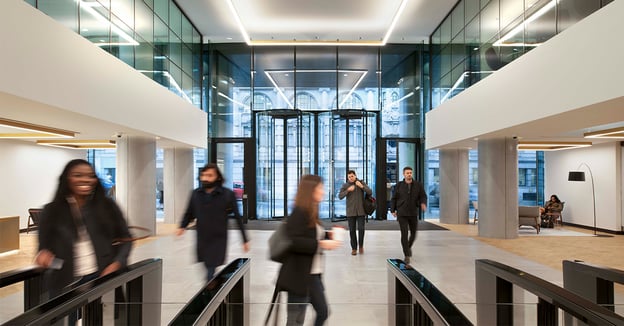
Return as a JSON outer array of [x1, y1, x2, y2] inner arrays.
[[478, 137, 518, 239], [163, 148, 194, 224], [116, 135, 156, 232], [439, 149, 469, 224]]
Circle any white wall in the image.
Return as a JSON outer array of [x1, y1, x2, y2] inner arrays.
[[545, 143, 622, 232], [0, 140, 85, 229]]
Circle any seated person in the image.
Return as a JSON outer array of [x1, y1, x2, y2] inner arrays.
[[540, 194, 563, 225]]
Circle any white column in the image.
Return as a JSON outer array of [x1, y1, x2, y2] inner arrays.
[[478, 138, 518, 239], [163, 148, 194, 224], [116, 135, 156, 232], [439, 149, 469, 224]]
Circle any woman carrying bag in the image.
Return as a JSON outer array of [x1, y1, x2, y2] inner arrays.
[[268, 175, 341, 326]]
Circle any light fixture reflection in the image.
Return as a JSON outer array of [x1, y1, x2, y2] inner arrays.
[[264, 69, 367, 110], [493, 0, 556, 47], [80, 0, 139, 46]]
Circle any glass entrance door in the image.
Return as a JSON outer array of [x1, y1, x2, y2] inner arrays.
[[256, 110, 313, 219], [210, 139, 255, 221], [379, 139, 421, 220]]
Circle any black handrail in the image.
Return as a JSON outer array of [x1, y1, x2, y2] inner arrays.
[[0, 265, 46, 310], [476, 259, 624, 325], [169, 258, 250, 326], [563, 259, 624, 318], [2, 258, 163, 326], [387, 258, 472, 326]]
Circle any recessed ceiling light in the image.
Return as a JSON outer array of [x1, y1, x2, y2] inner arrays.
[[225, 0, 408, 46]]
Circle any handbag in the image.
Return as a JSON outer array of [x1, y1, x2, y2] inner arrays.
[[363, 193, 376, 215], [268, 222, 291, 263]]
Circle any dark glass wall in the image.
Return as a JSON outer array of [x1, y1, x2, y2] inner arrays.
[[427, 0, 610, 209], [206, 44, 427, 219]]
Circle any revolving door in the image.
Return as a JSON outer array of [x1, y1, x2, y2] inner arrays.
[[256, 109, 377, 220], [256, 110, 313, 219], [318, 110, 377, 220]]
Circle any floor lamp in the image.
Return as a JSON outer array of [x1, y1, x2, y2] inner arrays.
[[568, 163, 612, 237]]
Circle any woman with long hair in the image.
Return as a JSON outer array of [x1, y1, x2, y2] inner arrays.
[[35, 159, 132, 298], [276, 175, 341, 326]]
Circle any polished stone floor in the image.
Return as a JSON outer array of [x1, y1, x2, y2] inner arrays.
[[0, 222, 605, 325]]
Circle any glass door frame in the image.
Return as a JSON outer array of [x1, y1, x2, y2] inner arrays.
[[209, 138, 256, 221], [376, 138, 424, 220]]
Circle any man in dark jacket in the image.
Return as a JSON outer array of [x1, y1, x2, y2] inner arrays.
[[390, 166, 427, 264], [338, 170, 372, 255], [176, 163, 250, 281]]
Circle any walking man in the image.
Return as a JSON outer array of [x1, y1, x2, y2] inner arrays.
[[390, 166, 427, 264], [176, 163, 250, 281], [339, 170, 372, 255]]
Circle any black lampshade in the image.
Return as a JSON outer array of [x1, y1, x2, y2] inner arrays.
[[568, 171, 586, 182]]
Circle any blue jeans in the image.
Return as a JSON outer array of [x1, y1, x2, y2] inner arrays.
[[203, 262, 216, 282], [347, 216, 365, 250], [287, 274, 328, 326]]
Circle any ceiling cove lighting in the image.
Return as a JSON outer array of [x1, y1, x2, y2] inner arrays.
[[584, 127, 624, 139], [37, 140, 116, 149], [225, 0, 408, 46], [0, 118, 75, 139], [517, 141, 592, 151], [493, 0, 556, 47], [80, 0, 139, 46]]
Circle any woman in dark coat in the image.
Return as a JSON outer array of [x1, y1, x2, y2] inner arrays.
[[35, 159, 132, 298], [176, 163, 249, 281], [276, 175, 341, 326]]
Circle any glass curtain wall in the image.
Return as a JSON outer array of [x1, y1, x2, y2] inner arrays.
[[208, 44, 424, 220], [427, 0, 611, 210]]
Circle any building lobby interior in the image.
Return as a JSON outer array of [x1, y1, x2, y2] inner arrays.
[[2, 0, 624, 324]]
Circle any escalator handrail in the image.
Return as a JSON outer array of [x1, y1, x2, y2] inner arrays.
[[1, 258, 162, 326], [387, 258, 473, 326], [169, 258, 250, 326], [0, 265, 44, 288], [563, 259, 624, 284], [476, 259, 624, 325]]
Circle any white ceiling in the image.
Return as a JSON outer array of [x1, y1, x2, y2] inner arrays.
[[177, 0, 459, 44]]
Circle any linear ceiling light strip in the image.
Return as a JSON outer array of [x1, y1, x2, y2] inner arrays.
[[0, 118, 75, 138]]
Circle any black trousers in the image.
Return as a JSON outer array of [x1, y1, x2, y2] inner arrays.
[[287, 274, 328, 326], [347, 216, 365, 250], [397, 216, 418, 257]]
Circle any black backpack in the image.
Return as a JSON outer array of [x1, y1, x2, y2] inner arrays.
[[363, 193, 376, 215]]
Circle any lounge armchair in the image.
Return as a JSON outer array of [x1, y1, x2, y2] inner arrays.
[[519, 206, 540, 234]]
